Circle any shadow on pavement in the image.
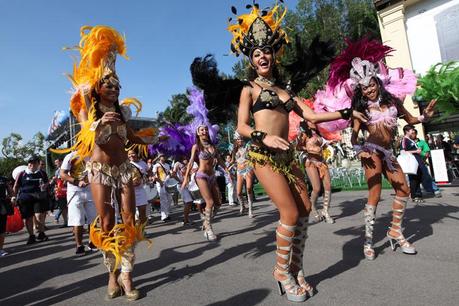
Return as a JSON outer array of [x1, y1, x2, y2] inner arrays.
[[206, 289, 271, 306], [308, 201, 459, 289]]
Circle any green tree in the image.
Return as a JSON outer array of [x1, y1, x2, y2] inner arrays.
[[160, 94, 192, 124], [0, 132, 47, 177], [1, 132, 46, 160]]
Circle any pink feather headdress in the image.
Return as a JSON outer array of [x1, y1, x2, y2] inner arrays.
[[328, 37, 393, 90]]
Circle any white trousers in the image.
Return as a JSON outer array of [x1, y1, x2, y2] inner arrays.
[[226, 182, 237, 205], [158, 185, 172, 220]]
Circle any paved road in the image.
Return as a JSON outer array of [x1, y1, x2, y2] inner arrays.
[[1, 188, 459, 306]]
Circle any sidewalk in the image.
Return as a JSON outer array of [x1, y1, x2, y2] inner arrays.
[[1, 188, 458, 305]]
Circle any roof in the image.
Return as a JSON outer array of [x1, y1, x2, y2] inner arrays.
[[374, 0, 403, 10]]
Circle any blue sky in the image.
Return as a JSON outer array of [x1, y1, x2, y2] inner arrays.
[[0, 0, 299, 143]]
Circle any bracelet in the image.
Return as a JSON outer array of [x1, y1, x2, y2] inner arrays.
[[417, 115, 426, 123], [339, 108, 352, 120], [250, 130, 267, 143]]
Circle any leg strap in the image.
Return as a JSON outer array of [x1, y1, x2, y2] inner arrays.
[[363, 204, 376, 246]]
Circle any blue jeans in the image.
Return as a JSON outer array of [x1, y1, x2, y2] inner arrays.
[[414, 158, 436, 196]]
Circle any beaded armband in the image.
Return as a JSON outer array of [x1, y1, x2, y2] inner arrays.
[[339, 108, 352, 120]]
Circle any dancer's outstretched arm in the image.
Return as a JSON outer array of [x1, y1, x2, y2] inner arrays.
[[293, 97, 368, 124]]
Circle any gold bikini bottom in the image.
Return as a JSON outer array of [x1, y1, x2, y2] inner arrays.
[[86, 160, 141, 189], [247, 145, 297, 183]]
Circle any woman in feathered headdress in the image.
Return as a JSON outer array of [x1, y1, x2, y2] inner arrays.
[[324, 38, 436, 261], [57, 25, 158, 301], [191, 2, 367, 303], [180, 87, 228, 242]]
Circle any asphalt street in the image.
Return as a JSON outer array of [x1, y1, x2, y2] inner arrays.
[[1, 188, 458, 306]]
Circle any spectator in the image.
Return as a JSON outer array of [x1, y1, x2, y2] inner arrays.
[[401, 125, 435, 203], [434, 134, 453, 161], [171, 156, 195, 225], [53, 158, 68, 227], [215, 164, 227, 204], [60, 151, 97, 256], [413, 129, 441, 197], [0, 176, 14, 256], [13, 156, 49, 244], [153, 154, 173, 222], [128, 150, 149, 226], [225, 154, 237, 206]]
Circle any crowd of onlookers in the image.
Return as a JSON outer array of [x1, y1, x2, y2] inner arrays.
[[399, 127, 459, 202], [0, 150, 248, 257]]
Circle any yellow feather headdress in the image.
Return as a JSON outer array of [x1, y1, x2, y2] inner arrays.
[[51, 25, 128, 159], [227, 2, 288, 59], [68, 25, 128, 119]]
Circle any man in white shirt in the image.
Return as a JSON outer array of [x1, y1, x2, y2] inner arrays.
[[60, 151, 97, 256], [128, 150, 149, 225], [171, 156, 194, 225], [152, 154, 172, 222]]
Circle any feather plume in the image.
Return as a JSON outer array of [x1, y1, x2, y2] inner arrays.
[[190, 54, 246, 123], [283, 35, 335, 93], [328, 37, 393, 90]]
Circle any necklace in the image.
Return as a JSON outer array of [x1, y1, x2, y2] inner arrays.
[[255, 76, 276, 87], [202, 141, 212, 148], [99, 103, 116, 113]]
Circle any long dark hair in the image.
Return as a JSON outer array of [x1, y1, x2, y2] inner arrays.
[[351, 77, 400, 113], [195, 126, 212, 152], [92, 81, 125, 122]]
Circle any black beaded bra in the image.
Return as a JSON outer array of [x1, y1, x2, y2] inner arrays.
[[251, 87, 296, 114]]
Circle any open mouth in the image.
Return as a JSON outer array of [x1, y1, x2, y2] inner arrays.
[[259, 59, 269, 68]]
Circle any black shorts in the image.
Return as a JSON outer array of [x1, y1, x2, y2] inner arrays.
[[0, 214, 7, 234], [18, 199, 47, 219], [55, 198, 67, 210]]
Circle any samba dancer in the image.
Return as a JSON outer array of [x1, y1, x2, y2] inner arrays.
[[54, 26, 158, 300], [296, 122, 334, 223], [191, 4, 367, 302], [231, 132, 255, 218], [182, 125, 227, 241], [318, 38, 436, 260]]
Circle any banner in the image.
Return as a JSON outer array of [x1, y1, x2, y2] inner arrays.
[[47, 110, 68, 136]]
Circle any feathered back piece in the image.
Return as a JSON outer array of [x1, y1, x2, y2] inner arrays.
[[328, 37, 393, 90], [227, 2, 288, 58], [68, 25, 128, 119], [283, 35, 335, 93], [190, 55, 246, 123]]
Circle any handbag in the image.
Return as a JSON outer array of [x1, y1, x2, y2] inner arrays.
[[6, 206, 24, 233], [397, 151, 419, 175]]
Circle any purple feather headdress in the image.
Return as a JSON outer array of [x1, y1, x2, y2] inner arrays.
[[148, 86, 219, 158]]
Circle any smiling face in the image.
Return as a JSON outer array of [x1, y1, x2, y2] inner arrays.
[[361, 78, 380, 101], [251, 47, 274, 78], [128, 150, 138, 162], [197, 126, 209, 139], [98, 77, 120, 104]]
